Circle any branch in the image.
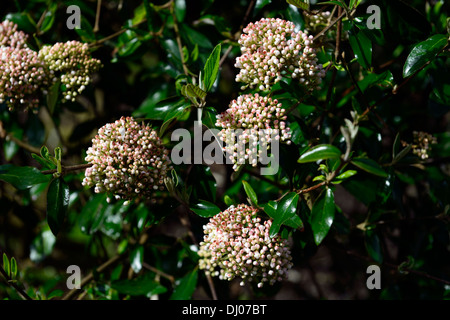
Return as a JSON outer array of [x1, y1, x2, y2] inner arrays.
[[61, 254, 123, 300], [41, 163, 92, 175], [0, 264, 33, 300]]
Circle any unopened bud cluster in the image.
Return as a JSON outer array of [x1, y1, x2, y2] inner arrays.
[[235, 18, 326, 92], [0, 20, 28, 49], [303, 11, 331, 36], [0, 47, 50, 111], [198, 204, 293, 288], [39, 41, 102, 103], [0, 20, 102, 111], [411, 131, 437, 160], [82, 116, 172, 202], [216, 93, 291, 170]]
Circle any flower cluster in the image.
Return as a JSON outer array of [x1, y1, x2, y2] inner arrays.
[[410, 131, 437, 160], [235, 18, 326, 92], [215, 93, 291, 170], [82, 116, 172, 202], [198, 204, 293, 287], [303, 11, 331, 35], [38, 40, 102, 103], [0, 20, 28, 49], [0, 46, 50, 111]]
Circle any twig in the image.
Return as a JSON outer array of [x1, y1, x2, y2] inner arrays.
[[0, 264, 33, 300], [62, 254, 123, 300], [3, 133, 41, 155], [143, 262, 175, 283], [41, 163, 92, 175], [170, 2, 189, 76], [94, 0, 102, 33], [313, 10, 346, 42]]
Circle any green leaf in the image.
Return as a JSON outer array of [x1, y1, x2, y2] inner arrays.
[[39, 3, 57, 34], [349, 26, 372, 69], [46, 177, 70, 236], [130, 245, 144, 273], [10, 257, 17, 280], [190, 200, 221, 218], [183, 84, 207, 100], [46, 79, 60, 115], [0, 165, 51, 190], [286, 0, 309, 10], [30, 226, 56, 263], [170, 268, 198, 300], [3, 253, 10, 277], [242, 181, 258, 207], [202, 44, 221, 92], [311, 188, 335, 245], [365, 228, 383, 263], [298, 144, 342, 163], [335, 170, 357, 180], [269, 192, 299, 237], [138, 96, 190, 120], [111, 272, 166, 297], [403, 34, 448, 78], [351, 157, 388, 178]]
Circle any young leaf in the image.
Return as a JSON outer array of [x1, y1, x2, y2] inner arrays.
[[242, 180, 258, 207], [10, 257, 17, 280], [202, 44, 221, 92], [351, 157, 388, 178], [190, 200, 221, 218], [3, 253, 10, 277], [403, 34, 448, 78], [286, 0, 309, 11], [311, 188, 335, 245], [170, 268, 198, 300], [46, 177, 70, 236], [298, 144, 342, 163]]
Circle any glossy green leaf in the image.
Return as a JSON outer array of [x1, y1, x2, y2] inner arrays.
[[111, 272, 167, 297], [46, 177, 70, 236], [190, 200, 221, 218], [0, 165, 51, 190], [365, 228, 383, 263], [242, 180, 258, 207], [349, 27, 372, 69], [170, 268, 198, 300], [39, 3, 57, 33], [202, 44, 221, 92], [298, 144, 342, 163], [351, 157, 388, 178], [130, 245, 144, 273], [311, 188, 335, 245], [3, 253, 10, 277], [335, 170, 357, 180], [30, 226, 56, 263], [10, 257, 17, 280], [269, 192, 299, 237], [403, 34, 448, 78]]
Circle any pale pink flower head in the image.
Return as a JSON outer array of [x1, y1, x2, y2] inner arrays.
[[198, 204, 293, 287], [82, 116, 172, 202], [235, 18, 326, 92]]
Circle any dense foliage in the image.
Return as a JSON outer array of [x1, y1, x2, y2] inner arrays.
[[0, 0, 449, 300]]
